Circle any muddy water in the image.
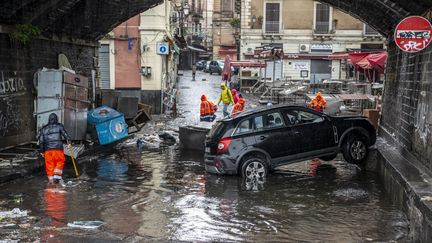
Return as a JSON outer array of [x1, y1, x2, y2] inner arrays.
[[0, 143, 407, 242], [0, 72, 408, 241]]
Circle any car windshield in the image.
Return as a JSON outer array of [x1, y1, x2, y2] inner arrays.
[[217, 61, 224, 67]]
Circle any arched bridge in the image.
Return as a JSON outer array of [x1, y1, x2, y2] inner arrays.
[[0, 0, 162, 40]]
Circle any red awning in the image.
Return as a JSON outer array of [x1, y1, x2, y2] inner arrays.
[[230, 61, 267, 68], [348, 52, 387, 73], [367, 52, 387, 73], [348, 52, 371, 66], [328, 52, 349, 60], [356, 57, 372, 70]]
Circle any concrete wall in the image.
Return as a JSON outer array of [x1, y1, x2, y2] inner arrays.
[[0, 33, 96, 148], [381, 41, 432, 170], [140, 1, 169, 91]]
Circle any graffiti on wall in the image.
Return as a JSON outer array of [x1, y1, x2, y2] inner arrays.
[[0, 71, 26, 95], [0, 71, 30, 137]]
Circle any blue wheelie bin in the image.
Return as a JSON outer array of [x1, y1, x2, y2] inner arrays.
[[87, 106, 128, 145]]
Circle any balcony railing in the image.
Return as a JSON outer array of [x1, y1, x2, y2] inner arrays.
[[265, 21, 280, 33], [315, 21, 330, 34], [364, 25, 379, 36]]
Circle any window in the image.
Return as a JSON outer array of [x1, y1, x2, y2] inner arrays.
[[99, 44, 111, 89], [364, 24, 379, 36], [315, 3, 330, 34], [265, 3, 280, 33], [221, 0, 232, 12], [235, 119, 253, 135], [284, 110, 324, 126], [254, 112, 284, 130]]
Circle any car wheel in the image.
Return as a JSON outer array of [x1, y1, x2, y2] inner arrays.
[[342, 135, 368, 164], [241, 158, 268, 179], [209, 71, 212, 75], [319, 154, 337, 161]]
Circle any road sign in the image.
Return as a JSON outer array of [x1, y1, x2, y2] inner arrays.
[[156, 42, 169, 55], [394, 16, 432, 53]]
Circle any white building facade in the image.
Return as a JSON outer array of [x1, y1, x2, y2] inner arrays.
[[240, 0, 385, 82]]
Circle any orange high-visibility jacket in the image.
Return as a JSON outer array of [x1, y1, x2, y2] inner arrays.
[[309, 93, 327, 112], [200, 95, 216, 116], [232, 98, 245, 116]]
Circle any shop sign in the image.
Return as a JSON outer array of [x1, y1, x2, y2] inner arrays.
[[311, 43, 333, 51]]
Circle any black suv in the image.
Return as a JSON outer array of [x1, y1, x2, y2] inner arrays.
[[205, 105, 376, 178]]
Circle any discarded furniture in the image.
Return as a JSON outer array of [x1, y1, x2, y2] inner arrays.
[[87, 106, 128, 145], [35, 70, 89, 140], [179, 126, 210, 151], [127, 103, 152, 133], [362, 109, 380, 129]]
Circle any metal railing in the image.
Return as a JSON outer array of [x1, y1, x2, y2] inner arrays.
[[265, 21, 280, 33], [315, 21, 330, 34], [364, 25, 379, 35]]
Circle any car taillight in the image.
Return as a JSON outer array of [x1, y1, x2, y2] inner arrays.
[[217, 137, 232, 154]]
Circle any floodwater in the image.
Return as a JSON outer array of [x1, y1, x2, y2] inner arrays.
[[0, 143, 408, 242], [0, 72, 408, 242]]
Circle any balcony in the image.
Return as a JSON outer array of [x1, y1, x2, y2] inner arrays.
[[220, 10, 234, 19], [364, 25, 380, 36], [314, 21, 330, 34], [265, 21, 280, 34]]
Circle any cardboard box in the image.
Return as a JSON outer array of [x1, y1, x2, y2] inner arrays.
[[362, 109, 380, 129]]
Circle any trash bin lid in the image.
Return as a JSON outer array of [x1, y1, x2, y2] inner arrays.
[[88, 106, 124, 124]]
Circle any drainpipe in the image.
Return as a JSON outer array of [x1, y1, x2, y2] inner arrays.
[[161, 55, 164, 115]]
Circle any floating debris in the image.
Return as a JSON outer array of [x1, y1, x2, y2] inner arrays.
[[67, 221, 105, 229], [420, 196, 432, 202], [0, 208, 28, 218], [333, 188, 369, 201]]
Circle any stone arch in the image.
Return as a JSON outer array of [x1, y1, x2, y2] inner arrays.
[[0, 0, 163, 40], [320, 0, 431, 37], [1, 1, 430, 40]]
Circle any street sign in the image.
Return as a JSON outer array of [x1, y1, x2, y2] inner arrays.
[[394, 16, 432, 53], [300, 70, 309, 78], [156, 42, 169, 55]]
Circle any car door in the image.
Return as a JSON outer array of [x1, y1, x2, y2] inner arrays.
[[231, 118, 257, 157], [210, 61, 217, 73], [282, 108, 336, 155], [252, 111, 292, 160]]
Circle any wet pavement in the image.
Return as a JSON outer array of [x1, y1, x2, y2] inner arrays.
[[0, 71, 408, 242]]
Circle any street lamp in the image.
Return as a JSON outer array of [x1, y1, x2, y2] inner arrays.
[[183, 2, 190, 16], [251, 15, 257, 28]]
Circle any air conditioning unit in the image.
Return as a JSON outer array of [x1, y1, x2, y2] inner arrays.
[[299, 44, 310, 53]]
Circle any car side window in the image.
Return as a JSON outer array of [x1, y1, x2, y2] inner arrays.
[[254, 112, 284, 130], [284, 110, 324, 126], [234, 119, 253, 135]]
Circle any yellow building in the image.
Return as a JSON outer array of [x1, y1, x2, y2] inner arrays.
[[240, 0, 385, 82]]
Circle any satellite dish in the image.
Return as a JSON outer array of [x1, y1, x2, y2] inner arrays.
[[58, 53, 72, 70]]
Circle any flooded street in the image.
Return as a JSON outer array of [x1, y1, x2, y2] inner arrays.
[[0, 72, 408, 242]]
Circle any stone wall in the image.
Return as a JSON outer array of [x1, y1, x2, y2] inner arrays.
[[380, 41, 432, 170], [0, 33, 96, 148]]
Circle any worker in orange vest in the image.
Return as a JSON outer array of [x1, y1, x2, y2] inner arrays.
[[309, 92, 327, 112], [200, 95, 217, 122], [38, 113, 72, 185], [231, 98, 246, 116]]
